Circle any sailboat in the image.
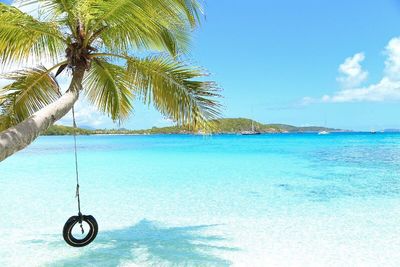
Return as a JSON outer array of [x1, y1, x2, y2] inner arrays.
[[241, 121, 261, 135], [318, 116, 330, 135]]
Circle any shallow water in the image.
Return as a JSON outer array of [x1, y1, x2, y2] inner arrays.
[[1, 133, 400, 266]]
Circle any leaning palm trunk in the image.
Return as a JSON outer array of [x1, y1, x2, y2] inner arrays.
[[0, 1, 220, 163], [0, 70, 84, 162]]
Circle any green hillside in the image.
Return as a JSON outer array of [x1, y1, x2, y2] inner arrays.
[[43, 125, 92, 135], [128, 118, 340, 134], [43, 118, 342, 135]]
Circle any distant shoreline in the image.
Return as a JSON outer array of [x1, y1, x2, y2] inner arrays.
[[41, 131, 400, 137], [42, 118, 400, 136], [43, 118, 350, 136]]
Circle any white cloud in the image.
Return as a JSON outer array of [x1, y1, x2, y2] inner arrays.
[[55, 76, 114, 129], [58, 98, 114, 129], [156, 117, 175, 127], [300, 96, 316, 105], [337, 52, 368, 88], [321, 78, 400, 103], [304, 37, 400, 103], [384, 37, 400, 80]]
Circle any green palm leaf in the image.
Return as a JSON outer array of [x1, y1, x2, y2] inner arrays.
[[126, 55, 220, 128], [0, 66, 61, 131], [0, 3, 65, 66], [83, 58, 133, 122], [87, 0, 200, 56], [30, 0, 79, 34]]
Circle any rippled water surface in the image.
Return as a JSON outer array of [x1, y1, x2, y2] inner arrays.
[[1, 133, 400, 266]]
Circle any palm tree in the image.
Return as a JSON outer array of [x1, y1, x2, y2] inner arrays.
[[0, 0, 220, 162]]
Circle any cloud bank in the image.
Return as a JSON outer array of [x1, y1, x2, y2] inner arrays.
[[304, 37, 400, 103]]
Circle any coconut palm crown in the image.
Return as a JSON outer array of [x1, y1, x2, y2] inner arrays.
[[0, 0, 221, 161]]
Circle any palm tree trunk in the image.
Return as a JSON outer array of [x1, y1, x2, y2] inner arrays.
[[0, 69, 85, 162]]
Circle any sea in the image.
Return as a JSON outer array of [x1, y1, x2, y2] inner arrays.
[[1, 133, 399, 266]]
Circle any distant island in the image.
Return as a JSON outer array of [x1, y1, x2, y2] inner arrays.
[[43, 118, 344, 135]]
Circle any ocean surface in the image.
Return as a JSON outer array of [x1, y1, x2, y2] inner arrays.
[[1, 133, 400, 266]]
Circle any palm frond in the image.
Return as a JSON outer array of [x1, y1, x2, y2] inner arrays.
[[34, 0, 78, 31], [125, 54, 221, 129], [83, 58, 133, 122], [173, 0, 203, 27], [0, 3, 65, 66], [0, 66, 61, 131], [0, 1, 221, 132], [31, 0, 93, 37], [88, 0, 202, 56]]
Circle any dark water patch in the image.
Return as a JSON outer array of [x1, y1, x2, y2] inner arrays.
[[276, 183, 292, 190], [310, 146, 400, 169], [291, 178, 400, 202], [247, 191, 262, 198], [306, 185, 353, 202]]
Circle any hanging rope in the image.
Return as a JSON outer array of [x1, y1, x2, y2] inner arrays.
[[72, 105, 84, 234], [63, 104, 98, 247]]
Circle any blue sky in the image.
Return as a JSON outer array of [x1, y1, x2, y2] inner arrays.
[[3, 0, 400, 130], [189, 0, 400, 131]]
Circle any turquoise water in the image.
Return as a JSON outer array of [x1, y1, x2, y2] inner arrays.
[[1, 133, 400, 266]]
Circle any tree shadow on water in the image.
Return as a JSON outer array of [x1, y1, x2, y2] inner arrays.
[[47, 219, 238, 267]]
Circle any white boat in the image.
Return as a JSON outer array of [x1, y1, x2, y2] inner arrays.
[[318, 130, 329, 135]]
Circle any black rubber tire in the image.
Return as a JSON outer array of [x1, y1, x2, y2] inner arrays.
[[63, 215, 98, 247]]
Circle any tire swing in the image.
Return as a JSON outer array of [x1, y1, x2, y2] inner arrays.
[[63, 106, 98, 247]]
